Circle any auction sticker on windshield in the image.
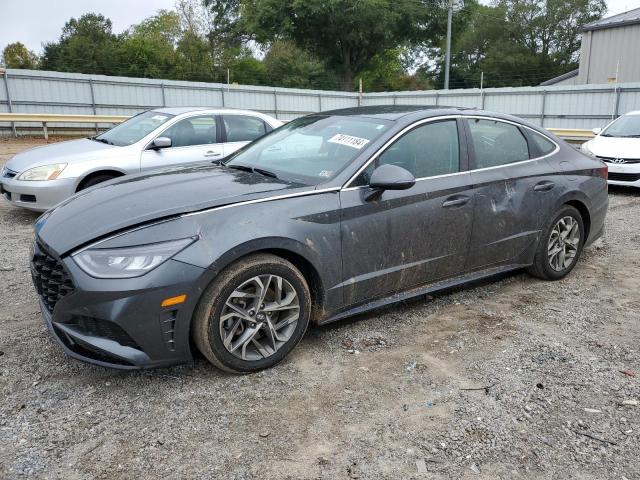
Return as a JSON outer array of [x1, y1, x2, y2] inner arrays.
[[328, 134, 370, 149]]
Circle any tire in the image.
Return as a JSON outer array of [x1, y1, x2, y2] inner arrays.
[[192, 253, 311, 373], [527, 205, 585, 280], [78, 173, 118, 191]]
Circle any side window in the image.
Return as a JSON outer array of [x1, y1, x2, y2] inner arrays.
[[352, 120, 459, 186], [529, 132, 557, 156], [161, 115, 217, 148], [467, 119, 529, 169], [224, 115, 267, 142]]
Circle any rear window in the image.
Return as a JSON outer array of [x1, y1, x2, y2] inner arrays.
[[467, 119, 529, 169]]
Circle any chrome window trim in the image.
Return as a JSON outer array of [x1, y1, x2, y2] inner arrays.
[[341, 114, 560, 190]]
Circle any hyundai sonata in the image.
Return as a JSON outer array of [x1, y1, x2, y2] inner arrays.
[[30, 106, 608, 372]]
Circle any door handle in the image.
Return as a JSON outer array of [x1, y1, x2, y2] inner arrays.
[[533, 181, 555, 192], [442, 196, 470, 208], [204, 151, 222, 158]]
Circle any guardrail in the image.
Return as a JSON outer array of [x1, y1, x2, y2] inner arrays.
[[546, 128, 595, 142], [0, 113, 596, 143], [0, 113, 128, 139]]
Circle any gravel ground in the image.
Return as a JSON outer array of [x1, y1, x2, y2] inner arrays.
[[0, 138, 639, 479]]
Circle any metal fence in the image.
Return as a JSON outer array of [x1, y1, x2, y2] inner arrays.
[[2, 68, 640, 134]]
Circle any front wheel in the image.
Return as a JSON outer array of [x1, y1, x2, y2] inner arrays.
[[527, 205, 585, 280], [192, 253, 311, 373]]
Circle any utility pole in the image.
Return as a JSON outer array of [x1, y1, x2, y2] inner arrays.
[[444, 0, 453, 90]]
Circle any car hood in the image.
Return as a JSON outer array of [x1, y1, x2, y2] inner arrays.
[[5, 138, 122, 172], [36, 163, 309, 256], [588, 135, 640, 159]]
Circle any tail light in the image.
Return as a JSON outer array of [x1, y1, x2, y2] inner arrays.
[[598, 162, 608, 180]]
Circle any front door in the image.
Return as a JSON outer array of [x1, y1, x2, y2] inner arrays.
[[339, 119, 475, 307], [141, 114, 223, 170]]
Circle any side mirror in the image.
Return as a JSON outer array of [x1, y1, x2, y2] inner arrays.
[[592, 127, 602, 135], [365, 164, 416, 200], [151, 137, 172, 149]]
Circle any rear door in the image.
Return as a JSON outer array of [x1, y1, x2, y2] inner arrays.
[[141, 115, 223, 169], [339, 118, 475, 306], [221, 115, 269, 157], [464, 117, 558, 270]]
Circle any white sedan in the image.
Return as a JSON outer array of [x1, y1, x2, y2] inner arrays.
[[581, 110, 640, 187], [0, 108, 282, 211]]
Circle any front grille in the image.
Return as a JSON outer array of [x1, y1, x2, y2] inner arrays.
[[69, 315, 141, 350], [1, 167, 17, 179], [608, 172, 640, 182], [598, 156, 640, 164], [31, 242, 75, 314]]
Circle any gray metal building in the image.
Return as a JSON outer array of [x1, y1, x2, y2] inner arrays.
[[543, 7, 640, 86]]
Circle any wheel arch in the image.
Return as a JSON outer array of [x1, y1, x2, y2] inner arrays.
[[551, 189, 591, 241], [564, 199, 591, 240], [204, 237, 328, 323], [75, 168, 127, 192]]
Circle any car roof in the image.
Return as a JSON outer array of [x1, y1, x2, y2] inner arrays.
[[151, 107, 275, 118], [317, 105, 474, 121]]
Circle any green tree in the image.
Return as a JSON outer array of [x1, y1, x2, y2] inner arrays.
[[242, 0, 440, 90], [262, 40, 336, 89], [1, 42, 39, 69], [40, 14, 120, 74], [174, 29, 214, 81], [426, 0, 607, 88], [117, 10, 181, 79]]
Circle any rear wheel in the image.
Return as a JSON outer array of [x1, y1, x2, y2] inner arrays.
[[192, 253, 311, 373], [527, 205, 584, 280]]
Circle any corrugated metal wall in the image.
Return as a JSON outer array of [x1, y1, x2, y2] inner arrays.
[[578, 25, 640, 85], [2, 69, 640, 133]]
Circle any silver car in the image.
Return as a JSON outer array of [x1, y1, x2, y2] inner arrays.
[[0, 107, 282, 212]]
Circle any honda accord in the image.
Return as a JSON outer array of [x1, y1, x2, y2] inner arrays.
[[30, 106, 608, 372], [1, 107, 281, 211]]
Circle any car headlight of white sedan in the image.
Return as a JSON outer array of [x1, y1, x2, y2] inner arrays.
[[17, 163, 67, 181], [581, 141, 596, 158]]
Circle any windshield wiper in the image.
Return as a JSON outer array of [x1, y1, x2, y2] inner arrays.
[[227, 164, 279, 179], [89, 136, 113, 145]]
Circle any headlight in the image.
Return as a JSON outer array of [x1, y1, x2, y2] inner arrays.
[[581, 142, 596, 157], [17, 163, 67, 181], [72, 237, 196, 279]]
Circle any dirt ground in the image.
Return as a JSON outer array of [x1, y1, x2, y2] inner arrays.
[[0, 137, 639, 479]]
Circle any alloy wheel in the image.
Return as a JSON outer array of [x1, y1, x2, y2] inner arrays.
[[547, 216, 580, 272], [219, 274, 300, 361]]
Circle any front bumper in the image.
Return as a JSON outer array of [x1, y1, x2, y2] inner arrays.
[[605, 162, 640, 187], [0, 176, 76, 212], [32, 242, 210, 369]]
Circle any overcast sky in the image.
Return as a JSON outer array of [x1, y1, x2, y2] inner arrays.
[[1, 0, 639, 54]]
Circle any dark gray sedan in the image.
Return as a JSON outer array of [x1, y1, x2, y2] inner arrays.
[[31, 106, 608, 372]]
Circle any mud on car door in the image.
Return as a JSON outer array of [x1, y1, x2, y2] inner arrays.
[[339, 118, 474, 307], [463, 118, 558, 269]]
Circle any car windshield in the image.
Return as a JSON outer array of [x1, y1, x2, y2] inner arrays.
[[224, 115, 392, 185], [94, 111, 175, 146], [601, 114, 640, 137]]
